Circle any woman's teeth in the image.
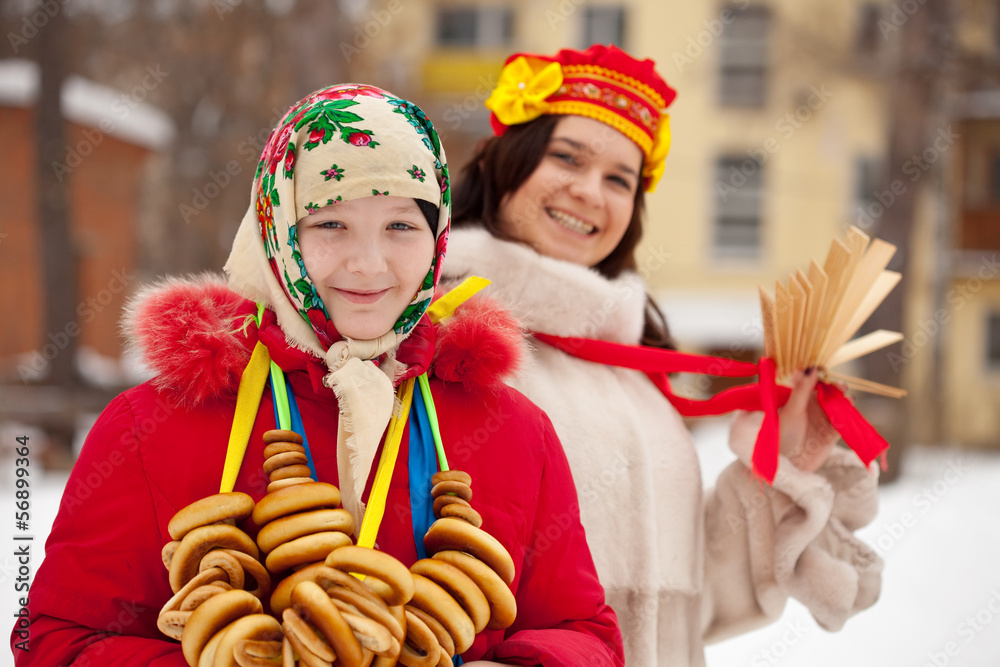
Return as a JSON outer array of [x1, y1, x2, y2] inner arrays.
[[548, 209, 596, 235]]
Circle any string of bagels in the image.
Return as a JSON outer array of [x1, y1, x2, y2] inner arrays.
[[157, 433, 514, 667]]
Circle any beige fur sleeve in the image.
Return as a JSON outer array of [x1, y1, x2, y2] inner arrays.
[[701, 421, 883, 643]]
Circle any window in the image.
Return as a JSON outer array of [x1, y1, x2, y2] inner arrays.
[[581, 6, 626, 48], [713, 155, 763, 257], [987, 312, 1000, 369], [436, 7, 513, 48], [718, 5, 771, 108]]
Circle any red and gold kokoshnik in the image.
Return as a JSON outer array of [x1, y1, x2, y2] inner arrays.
[[485, 43, 677, 191]]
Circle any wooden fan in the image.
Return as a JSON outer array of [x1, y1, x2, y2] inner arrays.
[[758, 225, 907, 398]]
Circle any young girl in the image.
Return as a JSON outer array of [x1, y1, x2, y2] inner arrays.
[[447, 44, 883, 666], [13, 85, 623, 666]]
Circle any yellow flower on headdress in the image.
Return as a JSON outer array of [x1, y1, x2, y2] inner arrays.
[[642, 113, 671, 192], [485, 56, 564, 127]]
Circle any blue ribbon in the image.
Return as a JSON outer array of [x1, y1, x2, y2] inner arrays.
[[409, 379, 437, 560]]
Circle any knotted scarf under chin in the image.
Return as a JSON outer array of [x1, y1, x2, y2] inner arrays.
[[323, 330, 402, 529]]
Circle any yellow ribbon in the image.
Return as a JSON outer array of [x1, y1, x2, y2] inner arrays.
[[355, 377, 415, 549], [220, 341, 272, 493], [426, 275, 492, 324], [485, 56, 563, 127]]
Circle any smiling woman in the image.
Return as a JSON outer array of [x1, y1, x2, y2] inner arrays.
[[497, 116, 641, 268], [447, 44, 885, 666]]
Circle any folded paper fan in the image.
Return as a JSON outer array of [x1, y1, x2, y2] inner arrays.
[[758, 225, 907, 398]]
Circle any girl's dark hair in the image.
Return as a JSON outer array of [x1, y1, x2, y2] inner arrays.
[[415, 198, 439, 236], [452, 116, 675, 350]]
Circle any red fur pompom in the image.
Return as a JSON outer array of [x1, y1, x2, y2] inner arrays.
[[123, 275, 255, 406], [431, 295, 524, 390]]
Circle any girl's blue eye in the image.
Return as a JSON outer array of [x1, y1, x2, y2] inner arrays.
[[388, 221, 416, 231]]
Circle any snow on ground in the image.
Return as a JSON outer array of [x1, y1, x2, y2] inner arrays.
[[1, 419, 998, 667]]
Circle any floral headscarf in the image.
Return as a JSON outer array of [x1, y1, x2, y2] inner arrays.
[[252, 83, 449, 348], [225, 84, 450, 526]]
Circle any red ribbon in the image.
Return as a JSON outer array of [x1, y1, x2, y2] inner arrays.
[[814, 382, 889, 467], [532, 332, 889, 482]]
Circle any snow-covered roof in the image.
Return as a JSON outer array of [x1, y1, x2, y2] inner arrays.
[[654, 290, 764, 349], [0, 59, 175, 151]]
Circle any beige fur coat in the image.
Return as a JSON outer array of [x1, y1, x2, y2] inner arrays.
[[443, 227, 883, 666]]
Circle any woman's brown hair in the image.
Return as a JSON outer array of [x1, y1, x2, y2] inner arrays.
[[452, 115, 674, 349]]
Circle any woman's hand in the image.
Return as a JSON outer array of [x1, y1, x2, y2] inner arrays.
[[729, 369, 842, 474], [778, 369, 840, 473]]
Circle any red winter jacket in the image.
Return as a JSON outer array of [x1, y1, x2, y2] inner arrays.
[[11, 277, 623, 667]]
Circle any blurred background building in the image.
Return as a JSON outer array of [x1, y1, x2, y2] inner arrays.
[[0, 0, 997, 472]]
